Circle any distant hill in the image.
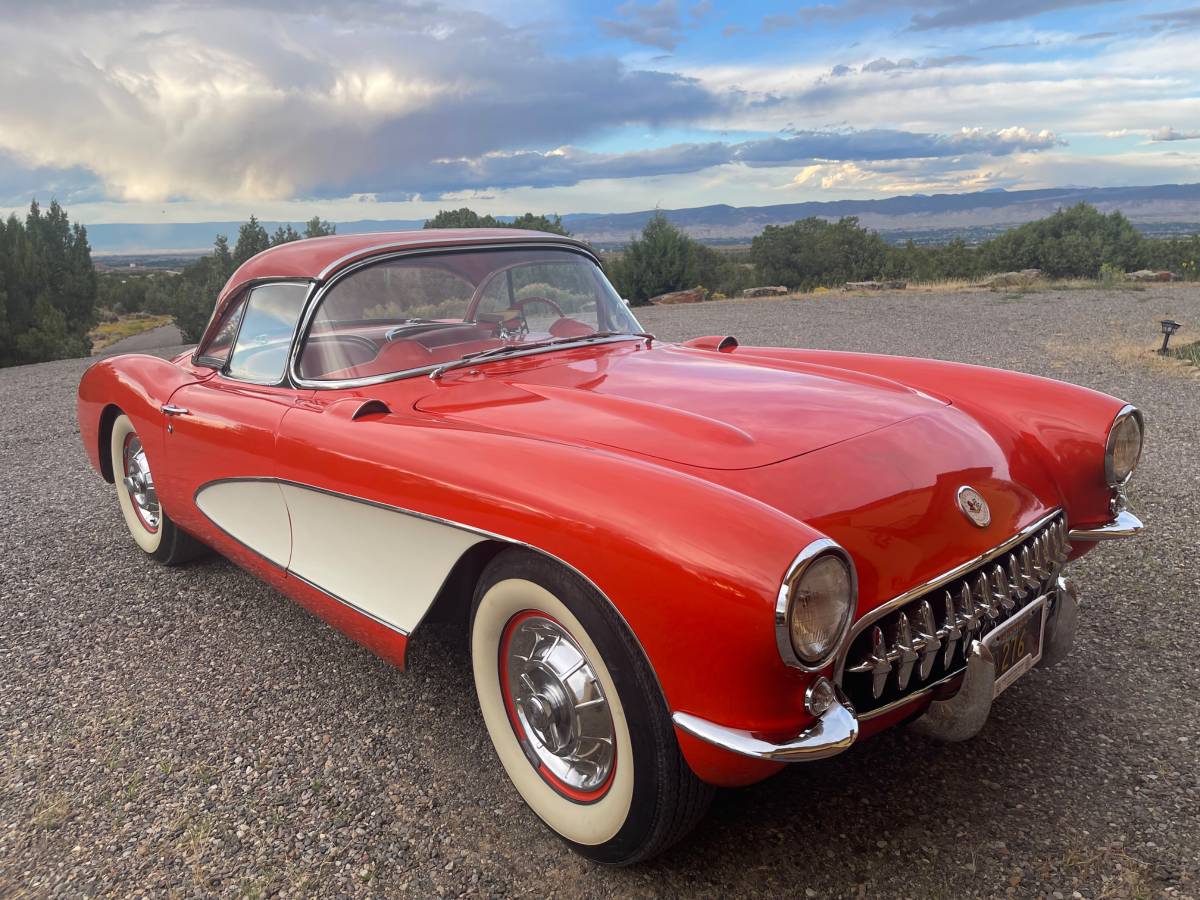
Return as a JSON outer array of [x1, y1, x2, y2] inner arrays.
[[85, 182, 1200, 254]]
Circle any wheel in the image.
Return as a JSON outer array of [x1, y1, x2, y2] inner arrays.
[[110, 413, 206, 566], [470, 549, 712, 864]]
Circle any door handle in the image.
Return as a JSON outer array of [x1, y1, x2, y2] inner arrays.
[[161, 404, 190, 416]]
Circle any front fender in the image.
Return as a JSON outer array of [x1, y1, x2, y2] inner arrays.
[[77, 354, 209, 482], [274, 406, 827, 777], [736, 347, 1129, 533]]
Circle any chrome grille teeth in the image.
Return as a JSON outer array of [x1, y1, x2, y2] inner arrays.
[[991, 563, 1015, 614], [842, 515, 1067, 710], [1031, 533, 1050, 579], [886, 613, 919, 691], [1019, 544, 1039, 589], [1007, 554, 1025, 599], [974, 571, 999, 622], [912, 600, 941, 680], [937, 590, 961, 669]]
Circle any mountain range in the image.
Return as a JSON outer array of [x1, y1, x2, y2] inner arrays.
[[86, 182, 1200, 256]]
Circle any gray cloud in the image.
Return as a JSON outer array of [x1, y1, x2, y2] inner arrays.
[[1139, 6, 1200, 29], [0, 152, 106, 207], [828, 54, 976, 77], [598, 0, 711, 51], [381, 127, 1062, 197], [1150, 127, 1200, 141], [792, 0, 1120, 30]]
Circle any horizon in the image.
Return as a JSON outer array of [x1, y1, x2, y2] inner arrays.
[[1, 1, 1197, 227]]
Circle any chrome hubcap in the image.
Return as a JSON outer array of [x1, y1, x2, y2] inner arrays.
[[504, 615, 616, 794], [122, 434, 160, 531]]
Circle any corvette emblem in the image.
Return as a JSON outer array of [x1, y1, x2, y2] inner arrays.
[[957, 486, 991, 528]]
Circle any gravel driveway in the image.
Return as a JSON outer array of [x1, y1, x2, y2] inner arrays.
[[2, 286, 1197, 897]]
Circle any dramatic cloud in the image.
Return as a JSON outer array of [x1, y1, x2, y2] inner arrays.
[[598, 0, 710, 51], [0, 3, 723, 204]]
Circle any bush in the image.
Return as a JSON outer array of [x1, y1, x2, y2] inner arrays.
[[606, 213, 751, 304], [751, 217, 889, 290]]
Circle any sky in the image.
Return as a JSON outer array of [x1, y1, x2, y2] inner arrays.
[[0, 0, 1197, 225]]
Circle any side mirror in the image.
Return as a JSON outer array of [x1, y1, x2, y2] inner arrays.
[[622, 297, 631, 306]]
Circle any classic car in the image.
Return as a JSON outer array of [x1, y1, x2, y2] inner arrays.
[[77, 229, 1145, 864]]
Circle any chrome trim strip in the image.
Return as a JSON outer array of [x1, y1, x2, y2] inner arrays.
[[672, 698, 859, 762], [1068, 509, 1144, 541], [315, 233, 597, 282], [189, 476, 665, 697], [289, 570, 411, 638], [834, 508, 1062, 682], [775, 538, 858, 672], [1104, 403, 1143, 488]]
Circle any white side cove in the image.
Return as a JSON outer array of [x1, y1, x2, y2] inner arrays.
[[194, 480, 486, 634], [195, 480, 292, 568]]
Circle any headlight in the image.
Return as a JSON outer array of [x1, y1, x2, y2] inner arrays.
[[776, 540, 856, 670], [1104, 405, 1143, 487]]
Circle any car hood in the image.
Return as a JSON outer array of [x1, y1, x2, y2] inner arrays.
[[415, 341, 948, 470]]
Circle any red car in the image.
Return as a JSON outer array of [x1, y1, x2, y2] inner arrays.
[[78, 230, 1145, 864]]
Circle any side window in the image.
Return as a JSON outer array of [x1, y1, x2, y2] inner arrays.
[[196, 294, 249, 366], [226, 283, 310, 383]]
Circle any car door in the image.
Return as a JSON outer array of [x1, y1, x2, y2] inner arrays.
[[160, 281, 313, 571]]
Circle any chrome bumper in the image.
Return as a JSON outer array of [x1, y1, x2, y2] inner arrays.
[[674, 575, 1081, 762], [672, 699, 859, 762], [1068, 509, 1144, 541]]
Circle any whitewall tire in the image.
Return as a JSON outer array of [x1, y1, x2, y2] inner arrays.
[[110, 413, 205, 566], [470, 550, 712, 864]]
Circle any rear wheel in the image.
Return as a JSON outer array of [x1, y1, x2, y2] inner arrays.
[[110, 413, 205, 566], [470, 550, 712, 864]]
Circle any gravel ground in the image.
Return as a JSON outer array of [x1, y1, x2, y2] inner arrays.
[[1, 285, 1197, 898]]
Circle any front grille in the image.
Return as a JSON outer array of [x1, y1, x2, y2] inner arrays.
[[840, 513, 1068, 716]]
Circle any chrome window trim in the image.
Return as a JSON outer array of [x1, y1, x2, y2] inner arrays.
[[775, 538, 858, 672], [833, 507, 1063, 682], [221, 280, 318, 388], [287, 241, 645, 390], [192, 276, 316, 370], [1104, 403, 1144, 487]]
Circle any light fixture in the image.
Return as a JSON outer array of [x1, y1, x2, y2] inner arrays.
[[1159, 319, 1182, 354]]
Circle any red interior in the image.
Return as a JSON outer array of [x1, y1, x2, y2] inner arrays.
[[303, 318, 594, 381]]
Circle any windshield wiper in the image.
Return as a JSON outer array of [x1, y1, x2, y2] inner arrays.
[[429, 331, 654, 380]]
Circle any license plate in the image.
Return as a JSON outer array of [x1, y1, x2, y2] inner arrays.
[[983, 596, 1048, 698]]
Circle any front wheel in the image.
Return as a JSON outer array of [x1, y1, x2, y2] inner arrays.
[[470, 550, 712, 865], [110, 413, 205, 566]]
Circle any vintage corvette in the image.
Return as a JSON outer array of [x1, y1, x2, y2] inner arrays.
[[78, 229, 1145, 864]]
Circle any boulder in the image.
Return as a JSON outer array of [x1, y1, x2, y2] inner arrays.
[[843, 280, 907, 291], [979, 270, 1041, 288], [1125, 269, 1177, 283], [741, 285, 789, 298], [649, 287, 707, 305]]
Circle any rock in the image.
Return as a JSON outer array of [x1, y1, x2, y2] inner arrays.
[[1125, 269, 1177, 283], [741, 285, 789, 298], [843, 280, 907, 291], [648, 287, 707, 305], [979, 270, 1041, 288]]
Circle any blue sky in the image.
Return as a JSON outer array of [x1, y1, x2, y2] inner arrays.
[[0, 0, 1196, 224]]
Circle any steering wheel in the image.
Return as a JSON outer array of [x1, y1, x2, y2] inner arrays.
[[511, 295, 566, 318]]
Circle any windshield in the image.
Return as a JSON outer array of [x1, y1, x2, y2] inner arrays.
[[296, 246, 643, 382]]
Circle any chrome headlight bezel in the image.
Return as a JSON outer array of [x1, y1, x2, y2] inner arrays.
[[775, 539, 857, 672], [1104, 404, 1144, 488]]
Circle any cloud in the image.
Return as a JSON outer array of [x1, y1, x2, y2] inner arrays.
[[0, 2, 725, 203], [598, 0, 710, 51], [1076, 31, 1117, 41], [1150, 127, 1200, 142], [1139, 6, 1200, 29], [826, 54, 975, 77], [396, 127, 1062, 196], [793, 0, 1121, 30]]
